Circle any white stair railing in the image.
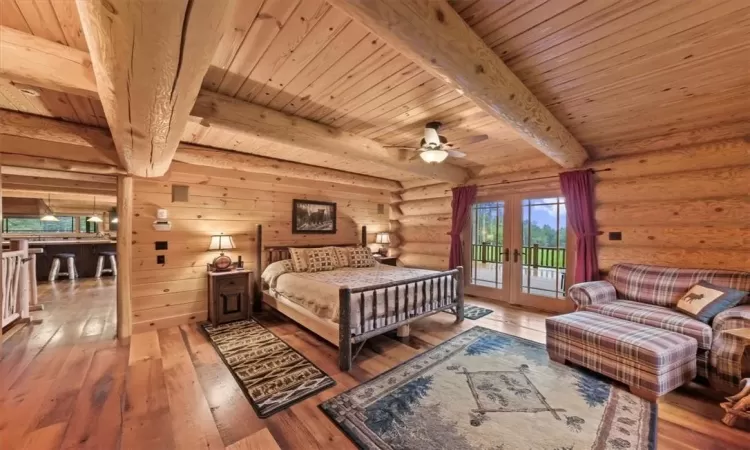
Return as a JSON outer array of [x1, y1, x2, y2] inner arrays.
[[2, 240, 31, 328]]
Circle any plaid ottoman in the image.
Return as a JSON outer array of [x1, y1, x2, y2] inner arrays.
[[546, 311, 697, 401]]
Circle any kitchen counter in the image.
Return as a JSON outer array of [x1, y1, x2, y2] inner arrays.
[[3, 239, 116, 246], [3, 239, 117, 280]]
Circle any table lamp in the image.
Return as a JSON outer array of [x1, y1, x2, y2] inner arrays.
[[375, 232, 390, 256], [209, 234, 236, 271]]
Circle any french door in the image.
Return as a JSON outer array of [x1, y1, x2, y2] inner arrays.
[[465, 191, 574, 313]]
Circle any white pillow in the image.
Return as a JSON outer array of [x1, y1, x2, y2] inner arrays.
[[261, 259, 293, 288]]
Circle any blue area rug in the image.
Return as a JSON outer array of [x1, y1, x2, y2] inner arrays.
[[320, 327, 656, 449], [444, 304, 493, 320]]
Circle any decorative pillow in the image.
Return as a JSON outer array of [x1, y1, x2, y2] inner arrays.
[[675, 281, 746, 323], [288, 248, 309, 272], [261, 259, 293, 288], [333, 247, 350, 268], [348, 247, 375, 268], [307, 247, 337, 273], [323, 246, 342, 268]]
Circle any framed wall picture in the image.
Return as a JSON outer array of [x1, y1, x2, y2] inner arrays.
[[292, 199, 337, 234]]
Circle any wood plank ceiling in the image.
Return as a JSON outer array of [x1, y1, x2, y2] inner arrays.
[[1, 0, 749, 182]]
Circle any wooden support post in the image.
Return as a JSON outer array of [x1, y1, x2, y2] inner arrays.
[[116, 175, 133, 339], [28, 250, 40, 311]]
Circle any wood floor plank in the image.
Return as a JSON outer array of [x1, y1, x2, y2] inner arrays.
[[128, 330, 161, 365], [20, 422, 67, 450], [121, 358, 176, 450], [58, 345, 129, 450], [158, 326, 225, 450], [225, 428, 281, 450]]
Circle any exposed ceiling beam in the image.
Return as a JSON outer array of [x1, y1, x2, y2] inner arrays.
[[0, 153, 125, 176], [0, 113, 402, 191], [0, 109, 117, 155], [0, 25, 98, 98], [175, 144, 401, 191], [191, 91, 470, 184], [3, 189, 116, 203], [1, 166, 116, 184], [75, 0, 235, 177], [0, 27, 470, 183], [2, 174, 116, 193], [327, 0, 589, 168]]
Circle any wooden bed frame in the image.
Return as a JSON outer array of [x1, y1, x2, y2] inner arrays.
[[253, 224, 464, 370]]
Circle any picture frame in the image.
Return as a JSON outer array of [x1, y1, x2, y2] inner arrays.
[[292, 199, 337, 234]]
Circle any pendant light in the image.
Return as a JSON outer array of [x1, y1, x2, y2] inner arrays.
[[87, 196, 103, 223], [40, 193, 59, 222]]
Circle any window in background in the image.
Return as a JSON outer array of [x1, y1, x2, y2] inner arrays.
[[81, 217, 100, 234], [3, 216, 76, 233]]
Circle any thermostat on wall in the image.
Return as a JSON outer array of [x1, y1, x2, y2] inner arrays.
[[153, 209, 171, 231]]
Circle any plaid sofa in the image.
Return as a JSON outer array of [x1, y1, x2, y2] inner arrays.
[[568, 264, 750, 392]]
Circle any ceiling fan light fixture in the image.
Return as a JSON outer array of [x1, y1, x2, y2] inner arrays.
[[420, 149, 449, 164]]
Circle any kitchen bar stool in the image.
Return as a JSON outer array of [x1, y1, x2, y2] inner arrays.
[[95, 251, 117, 278], [49, 253, 78, 281]]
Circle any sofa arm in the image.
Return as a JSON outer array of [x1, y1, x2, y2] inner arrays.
[[713, 305, 750, 333], [567, 281, 617, 311], [710, 305, 750, 391]]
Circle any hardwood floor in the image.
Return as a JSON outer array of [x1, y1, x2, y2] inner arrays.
[[1, 279, 748, 449]]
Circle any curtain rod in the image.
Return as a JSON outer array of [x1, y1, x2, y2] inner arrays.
[[476, 168, 612, 188]]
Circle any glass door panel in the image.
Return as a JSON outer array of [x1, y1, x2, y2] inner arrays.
[[519, 196, 568, 299], [470, 201, 506, 289]]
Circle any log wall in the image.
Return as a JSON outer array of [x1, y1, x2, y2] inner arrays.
[[474, 138, 750, 274], [130, 164, 391, 333]]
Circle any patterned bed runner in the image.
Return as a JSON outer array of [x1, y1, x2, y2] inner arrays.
[[202, 319, 335, 418]]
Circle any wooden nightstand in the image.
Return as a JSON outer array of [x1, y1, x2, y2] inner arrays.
[[374, 255, 398, 266], [207, 270, 253, 326], [719, 328, 750, 428]]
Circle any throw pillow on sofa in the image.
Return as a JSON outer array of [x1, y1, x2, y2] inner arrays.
[[675, 281, 746, 323]]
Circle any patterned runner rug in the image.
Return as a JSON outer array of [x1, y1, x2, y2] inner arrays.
[[321, 326, 656, 449], [445, 304, 494, 320], [202, 319, 335, 418]]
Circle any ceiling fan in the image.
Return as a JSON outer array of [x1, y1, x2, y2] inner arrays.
[[385, 122, 488, 164]]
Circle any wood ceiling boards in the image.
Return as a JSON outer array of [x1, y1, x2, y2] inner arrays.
[[1, 0, 749, 181]]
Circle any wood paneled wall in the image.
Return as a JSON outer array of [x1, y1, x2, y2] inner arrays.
[[396, 137, 750, 275], [130, 164, 391, 333]]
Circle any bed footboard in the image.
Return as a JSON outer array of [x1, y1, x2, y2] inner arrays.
[[338, 266, 464, 371]]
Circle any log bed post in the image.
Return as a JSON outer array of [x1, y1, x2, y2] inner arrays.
[[254, 224, 262, 312], [361, 225, 367, 248], [339, 288, 353, 371]]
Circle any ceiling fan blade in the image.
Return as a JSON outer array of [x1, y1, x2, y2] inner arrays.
[[447, 134, 489, 147], [383, 145, 416, 150], [447, 149, 466, 158]]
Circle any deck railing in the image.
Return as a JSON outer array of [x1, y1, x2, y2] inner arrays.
[[472, 243, 566, 269]]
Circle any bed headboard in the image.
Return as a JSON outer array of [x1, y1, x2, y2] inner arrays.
[[254, 224, 368, 289]]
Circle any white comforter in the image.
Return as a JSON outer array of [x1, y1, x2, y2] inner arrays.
[[264, 264, 456, 334]]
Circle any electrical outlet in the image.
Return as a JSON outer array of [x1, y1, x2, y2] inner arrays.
[[157, 255, 165, 265]]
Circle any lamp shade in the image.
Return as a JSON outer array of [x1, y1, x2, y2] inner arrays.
[[87, 215, 103, 223], [375, 232, 391, 244], [209, 234, 236, 251], [40, 214, 59, 222], [419, 149, 449, 164]]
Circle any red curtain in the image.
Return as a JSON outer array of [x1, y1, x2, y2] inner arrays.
[[449, 185, 478, 269], [559, 170, 599, 283]]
